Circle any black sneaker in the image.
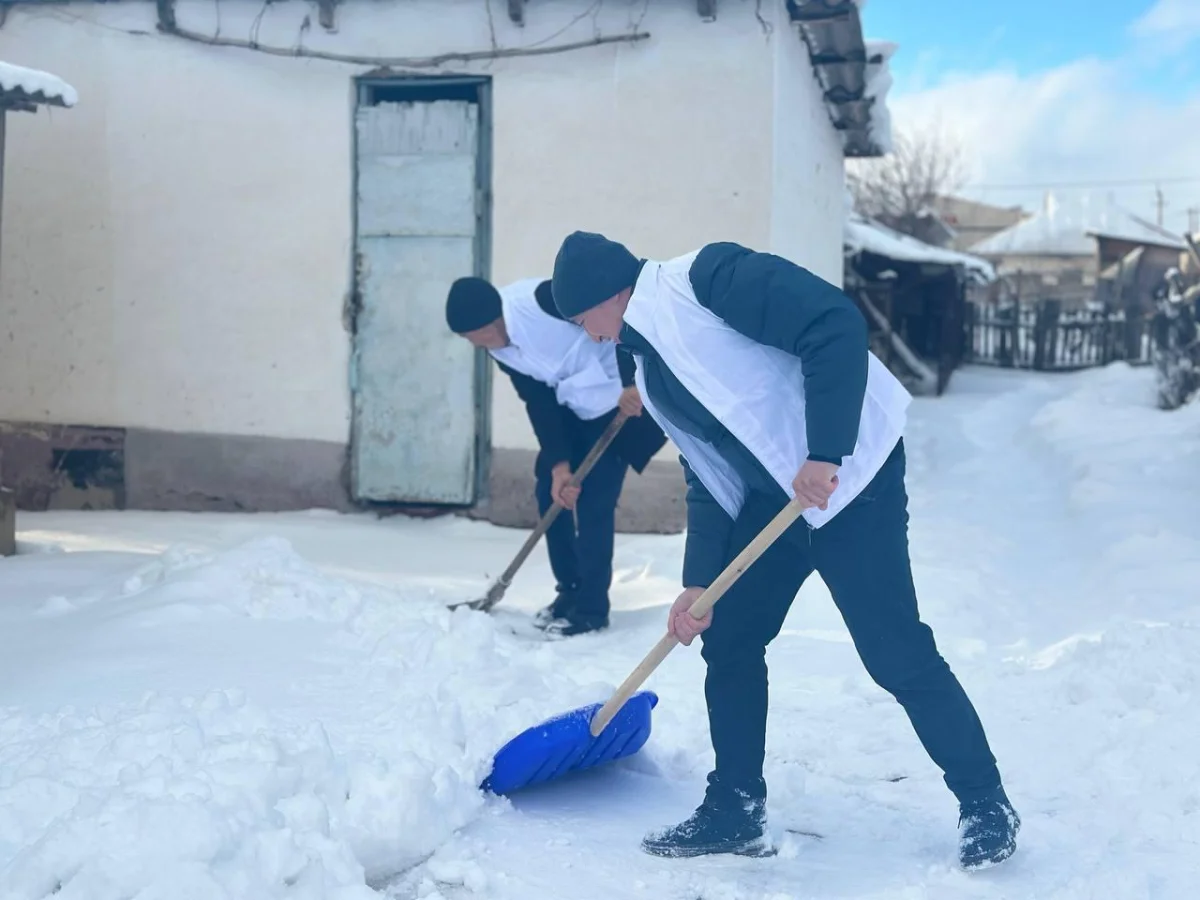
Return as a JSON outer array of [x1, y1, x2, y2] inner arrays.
[[958, 787, 1021, 870], [642, 778, 774, 858], [541, 611, 609, 638], [533, 583, 578, 628]]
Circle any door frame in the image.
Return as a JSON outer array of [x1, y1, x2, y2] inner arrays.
[[348, 74, 494, 507]]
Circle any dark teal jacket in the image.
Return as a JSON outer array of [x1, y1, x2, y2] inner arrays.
[[618, 242, 869, 586]]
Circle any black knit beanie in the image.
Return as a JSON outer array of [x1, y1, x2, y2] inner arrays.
[[551, 231, 640, 319], [445, 277, 502, 333]]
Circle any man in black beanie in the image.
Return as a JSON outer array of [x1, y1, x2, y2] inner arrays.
[[550, 232, 1019, 869], [445, 274, 666, 636]]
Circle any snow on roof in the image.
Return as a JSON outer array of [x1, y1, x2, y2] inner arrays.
[[971, 193, 1186, 257], [1086, 214, 1187, 250], [845, 210, 997, 281], [0, 60, 78, 109], [861, 39, 896, 155]]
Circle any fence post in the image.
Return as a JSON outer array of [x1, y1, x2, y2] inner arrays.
[[0, 447, 11, 557], [964, 299, 976, 363], [1124, 309, 1143, 362], [1047, 299, 1062, 368], [1033, 299, 1061, 370], [1032, 301, 1045, 370], [998, 305, 1013, 367], [1099, 307, 1112, 366]]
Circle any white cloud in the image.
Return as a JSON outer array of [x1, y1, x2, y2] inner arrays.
[[884, 26, 1200, 234], [1131, 0, 1200, 54]]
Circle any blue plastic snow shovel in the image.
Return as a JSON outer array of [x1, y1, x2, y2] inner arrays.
[[480, 498, 807, 796], [482, 690, 659, 795]]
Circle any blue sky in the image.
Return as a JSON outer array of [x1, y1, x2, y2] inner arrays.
[[863, 0, 1200, 230], [870, 1, 1143, 86], [870, 0, 1199, 91]]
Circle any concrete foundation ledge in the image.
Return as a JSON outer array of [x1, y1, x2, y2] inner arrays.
[[467, 447, 686, 534], [1, 486, 15, 556], [0, 423, 686, 534]]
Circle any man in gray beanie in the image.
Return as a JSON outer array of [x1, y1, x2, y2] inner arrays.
[[551, 232, 1019, 869]]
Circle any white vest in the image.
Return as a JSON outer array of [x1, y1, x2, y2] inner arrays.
[[488, 278, 624, 421], [623, 252, 911, 528]]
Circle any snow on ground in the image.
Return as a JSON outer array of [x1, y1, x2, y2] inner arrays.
[[2, 363, 1199, 899]]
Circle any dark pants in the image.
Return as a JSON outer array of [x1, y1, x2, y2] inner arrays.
[[699, 440, 1002, 804], [534, 413, 629, 618]]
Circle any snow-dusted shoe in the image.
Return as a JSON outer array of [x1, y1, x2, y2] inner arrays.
[[533, 584, 578, 628], [541, 611, 608, 638], [642, 779, 773, 859], [958, 788, 1021, 870]]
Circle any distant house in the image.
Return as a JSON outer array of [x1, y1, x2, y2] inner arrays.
[[1090, 224, 1188, 277], [928, 195, 1029, 252], [970, 194, 1187, 307], [857, 195, 1027, 255], [1, 58, 77, 554], [844, 208, 994, 396], [0, 0, 897, 527], [1093, 226, 1195, 319]]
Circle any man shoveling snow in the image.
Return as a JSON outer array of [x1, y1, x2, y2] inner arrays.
[[445, 275, 666, 636], [550, 231, 1021, 870]]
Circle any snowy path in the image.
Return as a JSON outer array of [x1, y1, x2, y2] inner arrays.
[[2, 365, 1198, 899]]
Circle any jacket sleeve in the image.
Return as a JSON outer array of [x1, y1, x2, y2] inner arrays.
[[679, 455, 734, 588], [496, 360, 571, 468], [692, 245, 869, 464]]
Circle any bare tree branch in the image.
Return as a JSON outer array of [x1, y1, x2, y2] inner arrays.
[[847, 126, 968, 243]]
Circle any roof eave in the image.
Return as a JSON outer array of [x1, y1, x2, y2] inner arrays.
[[1084, 229, 1186, 252], [786, 0, 892, 159], [0, 89, 73, 114]]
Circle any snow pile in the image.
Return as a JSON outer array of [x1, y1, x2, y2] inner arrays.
[[0, 536, 606, 899], [1030, 362, 1200, 531], [999, 621, 1200, 893], [1022, 363, 1200, 640], [98, 536, 373, 624], [4, 363, 1200, 898], [0, 691, 379, 899], [0, 60, 77, 107]]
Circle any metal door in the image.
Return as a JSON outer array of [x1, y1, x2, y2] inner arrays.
[[351, 99, 485, 504]]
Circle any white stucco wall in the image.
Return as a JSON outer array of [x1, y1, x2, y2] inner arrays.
[[770, 11, 847, 287], [0, 0, 844, 453]]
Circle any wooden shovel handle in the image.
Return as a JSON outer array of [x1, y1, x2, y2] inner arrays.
[[465, 410, 629, 612], [589, 496, 806, 736]]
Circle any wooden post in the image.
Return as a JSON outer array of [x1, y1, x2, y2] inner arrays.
[[1034, 299, 1061, 370], [1013, 269, 1023, 366], [0, 117, 11, 557], [1099, 307, 1112, 366], [0, 487, 14, 557], [937, 272, 965, 394], [964, 296, 976, 363], [1031, 300, 1046, 370], [1125, 310, 1144, 363], [999, 305, 1014, 368]]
